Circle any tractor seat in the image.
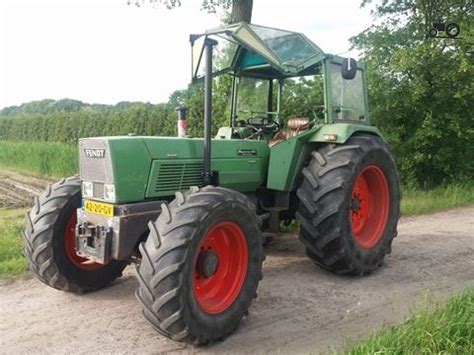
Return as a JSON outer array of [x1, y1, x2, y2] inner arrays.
[[269, 117, 310, 146]]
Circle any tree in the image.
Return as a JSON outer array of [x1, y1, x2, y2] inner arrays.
[[132, 0, 253, 23], [351, 0, 474, 188], [229, 0, 252, 23]]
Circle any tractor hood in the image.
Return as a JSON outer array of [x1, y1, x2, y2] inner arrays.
[[79, 136, 269, 203], [79, 137, 152, 203]]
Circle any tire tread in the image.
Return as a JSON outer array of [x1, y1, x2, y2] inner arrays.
[[297, 134, 401, 275]]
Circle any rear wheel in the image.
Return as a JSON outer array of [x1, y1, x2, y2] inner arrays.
[[23, 177, 127, 293], [135, 186, 264, 344], [296, 134, 400, 275]]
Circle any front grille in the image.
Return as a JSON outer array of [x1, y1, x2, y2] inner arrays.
[[155, 162, 203, 193], [93, 182, 104, 199], [79, 139, 114, 184]]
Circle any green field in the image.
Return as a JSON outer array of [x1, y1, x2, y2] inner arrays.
[[0, 208, 28, 278], [345, 289, 474, 354], [0, 140, 77, 178]]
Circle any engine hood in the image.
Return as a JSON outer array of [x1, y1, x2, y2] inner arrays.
[[79, 136, 270, 203], [79, 137, 152, 203]]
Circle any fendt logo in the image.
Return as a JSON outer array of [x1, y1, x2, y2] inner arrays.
[[84, 149, 105, 158]]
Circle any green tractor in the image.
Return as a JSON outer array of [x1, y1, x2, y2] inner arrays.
[[23, 23, 400, 344]]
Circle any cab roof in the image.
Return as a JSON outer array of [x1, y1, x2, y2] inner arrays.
[[191, 23, 328, 80]]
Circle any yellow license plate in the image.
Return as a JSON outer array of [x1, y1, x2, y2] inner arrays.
[[84, 200, 114, 217]]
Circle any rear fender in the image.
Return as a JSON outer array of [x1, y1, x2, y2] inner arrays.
[[265, 123, 383, 191]]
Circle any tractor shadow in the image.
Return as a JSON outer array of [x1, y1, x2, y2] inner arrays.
[[85, 231, 352, 302]]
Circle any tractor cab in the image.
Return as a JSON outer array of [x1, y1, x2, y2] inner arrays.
[[190, 23, 370, 144]]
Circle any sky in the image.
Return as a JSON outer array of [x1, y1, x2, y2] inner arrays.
[[0, 0, 373, 109]]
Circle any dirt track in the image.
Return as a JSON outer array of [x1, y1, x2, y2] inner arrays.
[[0, 170, 51, 208], [0, 205, 473, 354]]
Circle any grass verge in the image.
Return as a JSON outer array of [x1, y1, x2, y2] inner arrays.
[[0, 208, 28, 278], [345, 289, 474, 354], [0, 140, 77, 178], [401, 184, 474, 215]]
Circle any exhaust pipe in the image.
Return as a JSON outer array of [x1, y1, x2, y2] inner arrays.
[[203, 37, 217, 186], [176, 106, 188, 138]]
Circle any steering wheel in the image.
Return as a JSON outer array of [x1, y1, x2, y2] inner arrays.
[[246, 116, 281, 136]]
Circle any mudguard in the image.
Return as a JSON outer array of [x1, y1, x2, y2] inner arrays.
[[266, 123, 383, 191]]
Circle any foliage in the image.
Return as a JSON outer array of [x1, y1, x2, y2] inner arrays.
[[0, 208, 28, 278], [130, 0, 232, 10], [351, 0, 474, 187], [0, 100, 173, 143], [0, 98, 88, 116], [280, 76, 325, 121], [129, 0, 252, 23], [345, 288, 474, 354]]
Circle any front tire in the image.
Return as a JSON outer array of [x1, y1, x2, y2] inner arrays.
[[296, 134, 401, 275], [135, 186, 264, 345], [23, 177, 127, 293]]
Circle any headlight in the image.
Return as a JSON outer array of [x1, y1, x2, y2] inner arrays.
[[82, 181, 93, 198], [103, 184, 116, 202]]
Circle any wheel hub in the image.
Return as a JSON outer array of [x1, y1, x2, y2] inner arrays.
[[193, 221, 249, 314], [350, 165, 390, 249], [197, 250, 219, 278], [351, 197, 361, 212]]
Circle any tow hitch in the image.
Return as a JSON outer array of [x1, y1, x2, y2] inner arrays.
[[74, 200, 164, 264], [76, 224, 113, 264]]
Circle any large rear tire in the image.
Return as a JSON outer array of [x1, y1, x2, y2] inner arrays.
[[23, 177, 127, 293], [135, 186, 264, 345], [296, 134, 401, 275]]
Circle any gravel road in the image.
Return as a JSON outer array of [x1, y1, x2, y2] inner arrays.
[[0, 206, 473, 354]]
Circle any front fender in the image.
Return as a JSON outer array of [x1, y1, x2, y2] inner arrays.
[[306, 123, 383, 144]]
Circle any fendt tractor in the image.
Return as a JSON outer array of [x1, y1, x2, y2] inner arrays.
[[24, 23, 400, 344]]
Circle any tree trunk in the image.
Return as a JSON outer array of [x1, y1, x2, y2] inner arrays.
[[230, 0, 253, 24]]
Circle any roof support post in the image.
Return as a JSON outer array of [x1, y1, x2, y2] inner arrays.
[[267, 79, 273, 120], [230, 75, 238, 127]]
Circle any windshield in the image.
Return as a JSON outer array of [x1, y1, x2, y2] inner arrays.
[[236, 77, 272, 120]]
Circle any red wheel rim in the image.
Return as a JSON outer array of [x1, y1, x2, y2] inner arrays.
[[64, 212, 103, 271], [350, 165, 390, 249], [193, 221, 248, 314]]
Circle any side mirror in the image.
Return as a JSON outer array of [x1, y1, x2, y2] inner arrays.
[[341, 58, 357, 80]]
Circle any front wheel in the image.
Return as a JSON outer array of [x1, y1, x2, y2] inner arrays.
[[23, 177, 127, 293], [296, 134, 401, 275], [135, 186, 264, 345]]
